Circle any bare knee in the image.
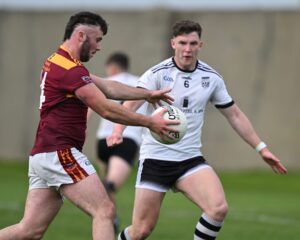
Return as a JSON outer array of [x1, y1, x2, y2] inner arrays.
[[93, 198, 115, 222], [131, 223, 155, 240], [206, 201, 228, 221], [18, 222, 46, 240]]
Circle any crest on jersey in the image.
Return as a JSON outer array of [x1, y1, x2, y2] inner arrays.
[[201, 77, 210, 88], [81, 75, 92, 83]]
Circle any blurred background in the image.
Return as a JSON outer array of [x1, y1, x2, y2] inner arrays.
[[0, 0, 299, 170]]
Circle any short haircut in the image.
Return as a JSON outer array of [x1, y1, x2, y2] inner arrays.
[[172, 20, 202, 38], [106, 52, 129, 71], [63, 11, 108, 41]]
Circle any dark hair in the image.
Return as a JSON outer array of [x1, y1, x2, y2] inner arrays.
[[63, 11, 108, 41], [172, 20, 202, 38], [106, 52, 129, 71]]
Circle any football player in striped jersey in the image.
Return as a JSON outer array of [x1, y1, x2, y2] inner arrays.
[[108, 20, 287, 240]]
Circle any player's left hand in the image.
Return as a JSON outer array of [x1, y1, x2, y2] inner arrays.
[[146, 88, 174, 106], [260, 148, 287, 174]]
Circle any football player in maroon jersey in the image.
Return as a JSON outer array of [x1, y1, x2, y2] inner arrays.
[[0, 11, 177, 240]]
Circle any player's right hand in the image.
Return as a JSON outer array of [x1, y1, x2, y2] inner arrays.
[[149, 107, 179, 142]]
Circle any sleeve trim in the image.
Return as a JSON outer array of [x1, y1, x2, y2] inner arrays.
[[215, 100, 235, 109]]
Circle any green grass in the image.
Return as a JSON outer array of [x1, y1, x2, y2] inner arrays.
[[0, 161, 299, 239]]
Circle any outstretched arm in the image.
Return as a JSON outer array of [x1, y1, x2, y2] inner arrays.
[[76, 83, 176, 139], [219, 103, 287, 174], [90, 74, 173, 105]]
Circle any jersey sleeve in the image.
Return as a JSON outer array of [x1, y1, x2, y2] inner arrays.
[[61, 66, 92, 93], [210, 76, 234, 108], [137, 70, 158, 90]]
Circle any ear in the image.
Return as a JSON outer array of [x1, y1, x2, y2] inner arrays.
[[78, 31, 87, 43], [199, 40, 204, 49], [170, 38, 176, 50]]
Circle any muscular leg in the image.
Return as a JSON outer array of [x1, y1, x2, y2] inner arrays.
[[119, 188, 165, 240], [0, 188, 63, 240], [60, 173, 115, 240], [176, 167, 228, 239]]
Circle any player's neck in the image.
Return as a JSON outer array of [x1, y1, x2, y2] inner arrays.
[[61, 41, 80, 61]]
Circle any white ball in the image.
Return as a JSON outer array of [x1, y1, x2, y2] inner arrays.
[[150, 105, 187, 144]]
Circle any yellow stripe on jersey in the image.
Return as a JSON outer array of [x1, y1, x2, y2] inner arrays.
[[48, 53, 77, 70], [66, 93, 76, 98]]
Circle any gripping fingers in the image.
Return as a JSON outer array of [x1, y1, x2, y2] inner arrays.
[[106, 136, 123, 147], [160, 130, 176, 142]]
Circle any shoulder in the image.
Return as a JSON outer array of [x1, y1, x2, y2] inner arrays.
[[46, 50, 89, 78], [196, 60, 223, 79], [150, 58, 175, 74], [48, 47, 84, 71]]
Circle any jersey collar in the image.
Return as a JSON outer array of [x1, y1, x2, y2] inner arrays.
[[59, 45, 82, 65], [172, 57, 198, 73]]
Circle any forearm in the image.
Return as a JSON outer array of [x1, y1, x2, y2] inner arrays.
[[221, 105, 287, 174], [90, 74, 150, 100], [231, 113, 261, 148], [89, 96, 150, 127], [77, 83, 151, 127], [111, 100, 146, 135], [221, 105, 261, 148]]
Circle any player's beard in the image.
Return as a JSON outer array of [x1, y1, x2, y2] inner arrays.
[[80, 38, 91, 62]]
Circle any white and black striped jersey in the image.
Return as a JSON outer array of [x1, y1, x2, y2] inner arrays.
[[138, 57, 234, 162]]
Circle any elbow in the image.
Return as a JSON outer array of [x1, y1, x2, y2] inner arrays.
[[100, 109, 112, 120]]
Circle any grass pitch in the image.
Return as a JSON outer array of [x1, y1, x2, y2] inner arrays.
[[0, 161, 299, 239]]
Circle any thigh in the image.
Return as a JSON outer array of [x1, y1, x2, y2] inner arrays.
[[22, 188, 63, 232], [60, 173, 111, 216], [175, 167, 226, 212], [132, 188, 165, 229]]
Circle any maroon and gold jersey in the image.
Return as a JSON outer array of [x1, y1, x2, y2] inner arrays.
[[31, 46, 92, 155]]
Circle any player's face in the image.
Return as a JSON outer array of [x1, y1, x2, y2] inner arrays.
[[171, 32, 203, 71], [79, 26, 103, 62]]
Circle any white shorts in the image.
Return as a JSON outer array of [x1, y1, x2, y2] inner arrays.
[[29, 148, 96, 191]]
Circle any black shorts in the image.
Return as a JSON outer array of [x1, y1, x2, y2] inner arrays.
[[97, 138, 139, 166], [139, 156, 207, 189]]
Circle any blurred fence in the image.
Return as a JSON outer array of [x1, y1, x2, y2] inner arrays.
[[0, 9, 299, 170]]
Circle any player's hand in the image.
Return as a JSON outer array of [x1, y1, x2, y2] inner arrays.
[[149, 107, 179, 142], [106, 133, 123, 147], [146, 88, 174, 106], [260, 148, 287, 174]]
